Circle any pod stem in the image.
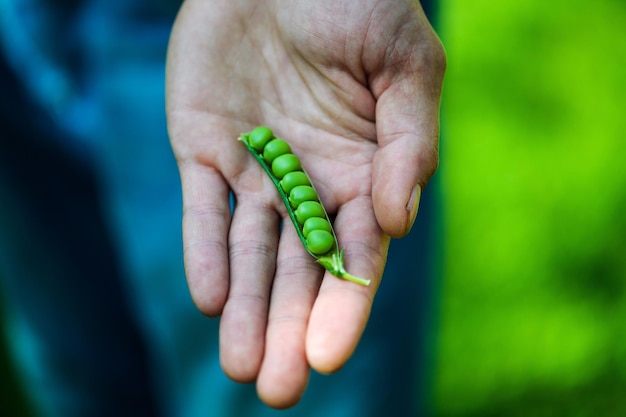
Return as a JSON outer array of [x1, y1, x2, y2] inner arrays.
[[239, 133, 370, 287], [317, 250, 371, 286]]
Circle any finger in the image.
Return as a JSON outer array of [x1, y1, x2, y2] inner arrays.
[[180, 160, 231, 317], [219, 195, 280, 383], [256, 220, 322, 409], [306, 197, 390, 374], [371, 31, 446, 238]]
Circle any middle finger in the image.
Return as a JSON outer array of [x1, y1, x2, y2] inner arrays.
[[256, 216, 324, 408]]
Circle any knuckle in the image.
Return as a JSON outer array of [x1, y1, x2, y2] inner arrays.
[[229, 239, 276, 260]]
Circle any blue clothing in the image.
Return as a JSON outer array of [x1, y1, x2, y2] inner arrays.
[[0, 1, 438, 416]]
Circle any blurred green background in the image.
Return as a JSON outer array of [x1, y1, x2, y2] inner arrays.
[[433, 0, 626, 415], [2, 0, 625, 416]]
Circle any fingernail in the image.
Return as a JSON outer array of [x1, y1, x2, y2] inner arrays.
[[406, 184, 422, 234]]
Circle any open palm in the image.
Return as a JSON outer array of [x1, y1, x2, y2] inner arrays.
[[166, 0, 444, 409]]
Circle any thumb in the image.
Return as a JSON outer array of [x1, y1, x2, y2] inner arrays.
[[371, 66, 443, 238]]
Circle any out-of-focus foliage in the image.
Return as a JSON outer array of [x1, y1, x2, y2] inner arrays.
[[0, 297, 33, 417], [434, 0, 626, 415]]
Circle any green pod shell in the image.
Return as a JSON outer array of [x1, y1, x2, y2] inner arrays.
[[271, 154, 301, 179], [248, 126, 274, 152], [306, 230, 335, 255], [280, 171, 311, 194], [295, 201, 325, 225], [238, 126, 371, 286], [302, 217, 332, 238], [263, 138, 291, 163], [288, 185, 318, 208]]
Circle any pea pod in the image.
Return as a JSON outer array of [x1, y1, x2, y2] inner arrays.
[[238, 126, 370, 286]]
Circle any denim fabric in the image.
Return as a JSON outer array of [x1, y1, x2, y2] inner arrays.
[[0, 1, 437, 416]]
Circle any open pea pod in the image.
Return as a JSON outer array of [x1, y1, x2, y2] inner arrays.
[[238, 126, 371, 286]]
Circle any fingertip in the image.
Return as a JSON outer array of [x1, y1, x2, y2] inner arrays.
[[257, 374, 309, 410], [256, 322, 310, 409], [221, 366, 258, 385], [183, 236, 230, 317], [372, 140, 434, 238], [372, 184, 410, 239], [305, 286, 371, 374], [188, 279, 228, 317], [218, 295, 269, 384], [306, 336, 342, 375], [405, 183, 422, 235], [219, 332, 262, 383], [371, 161, 413, 238], [219, 327, 263, 384], [257, 391, 304, 411]]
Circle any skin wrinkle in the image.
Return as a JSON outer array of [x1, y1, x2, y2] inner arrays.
[[383, 12, 419, 71], [184, 240, 228, 266], [274, 12, 328, 115], [376, 116, 440, 178], [310, 1, 369, 86], [358, 1, 381, 83], [346, 224, 389, 256], [230, 5, 379, 149], [226, 292, 270, 307], [267, 312, 316, 333], [286, 61, 372, 139], [364, 4, 431, 100], [266, 314, 310, 326], [183, 205, 230, 247], [342, 247, 385, 289], [229, 238, 277, 260], [284, 1, 345, 62], [267, 284, 320, 324], [272, 255, 320, 277], [335, 194, 388, 283], [170, 113, 246, 166], [284, 53, 334, 128], [361, 0, 401, 79], [247, 40, 345, 139], [180, 180, 230, 241], [320, 72, 372, 131], [284, 10, 375, 134], [245, 20, 289, 123], [300, 153, 373, 211]]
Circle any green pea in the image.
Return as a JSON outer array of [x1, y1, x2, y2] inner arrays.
[[272, 154, 301, 179], [263, 138, 291, 163], [306, 230, 335, 255], [295, 201, 325, 225], [248, 126, 274, 152], [280, 171, 311, 194], [288, 185, 318, 208], [302, 217, 332, 238]]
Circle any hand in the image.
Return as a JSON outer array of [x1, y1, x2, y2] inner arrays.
[[166, 0, 445, 409]]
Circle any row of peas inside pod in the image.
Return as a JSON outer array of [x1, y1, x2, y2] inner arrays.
[[247, 126, 336, 256]]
